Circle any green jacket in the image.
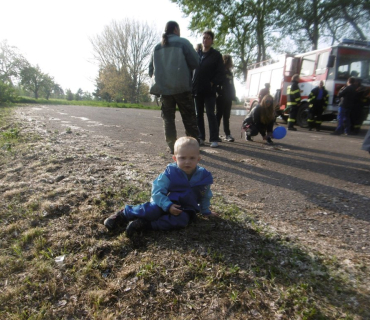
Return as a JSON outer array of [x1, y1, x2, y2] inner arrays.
[[149, 34, 199, 95]]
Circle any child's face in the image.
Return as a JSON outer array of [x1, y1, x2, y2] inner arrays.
[[172, 145, 201, 175]]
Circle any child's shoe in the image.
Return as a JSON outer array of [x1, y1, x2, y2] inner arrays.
[[266, 137, 273, 145], [104, 210, 128, 231], [126, 219, 152, 237]]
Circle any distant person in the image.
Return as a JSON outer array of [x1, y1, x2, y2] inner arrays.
[[103, 137, 217, 236], [287, 74, 301, 131], [258, 83, 270, 103], [216, 54, 236, 142], [332, 77, 357, 135], [149, 21, 200, 154], [242, 94, 275, 145], [307, 80, 329, 131], [192, 30, 225, 148]]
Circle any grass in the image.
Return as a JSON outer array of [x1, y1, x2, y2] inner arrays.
[[0, 105, 369, 319], [12, 96, 161, 110]]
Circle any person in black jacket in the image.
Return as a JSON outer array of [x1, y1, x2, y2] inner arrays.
[[307, 81, 329, 131], [332, 77, 357, 135], [216, 54, 236, 142], [193, 30, 225, 148], [242, 95, 275, 145]]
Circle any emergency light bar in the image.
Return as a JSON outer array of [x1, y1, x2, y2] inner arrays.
[[341, 38, 370, 48]]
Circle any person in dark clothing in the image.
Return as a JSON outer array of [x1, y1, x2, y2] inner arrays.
[[332, 77, 357, 135], [258, 83, 270, 103], [287, 74, 301, 131], [193, 30, 225, 148], [216, 54, 236, 142], [351, 78, 369, 134], [242, 94, 275, 145], [307, 81, 329, 131]]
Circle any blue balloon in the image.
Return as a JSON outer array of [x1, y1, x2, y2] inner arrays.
[[273, 126, 287, 139]]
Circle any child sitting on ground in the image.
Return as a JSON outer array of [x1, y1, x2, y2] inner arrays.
[[103, 136, 217, 237]]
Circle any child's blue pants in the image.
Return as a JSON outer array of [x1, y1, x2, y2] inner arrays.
[[124, 202, 190, 231]]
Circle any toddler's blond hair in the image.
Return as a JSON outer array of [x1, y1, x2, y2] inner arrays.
[[174, 137, 199, 155]]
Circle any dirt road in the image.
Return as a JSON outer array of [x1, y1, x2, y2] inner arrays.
[[16, 104, 370, 262]]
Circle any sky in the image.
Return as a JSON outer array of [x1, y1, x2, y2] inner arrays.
[[0, 0, 244, 98]]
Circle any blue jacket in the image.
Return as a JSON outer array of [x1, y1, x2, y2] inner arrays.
[[151, 163, 213, 215]]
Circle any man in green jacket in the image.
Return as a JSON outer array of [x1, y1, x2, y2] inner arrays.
[[149, 21, 200, 154]]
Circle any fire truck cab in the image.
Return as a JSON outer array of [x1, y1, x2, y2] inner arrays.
[[244, 39, 370, 127]]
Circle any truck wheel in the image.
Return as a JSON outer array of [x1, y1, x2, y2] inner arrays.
[[297, 102, 309, 128]]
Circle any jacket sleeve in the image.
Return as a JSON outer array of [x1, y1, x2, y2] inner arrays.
[[148, 52, 154, 77], [211, 51, 226, 86], [183, 39, 199, 71], [151, 172, 173, 212], [199, 185, 212, 215]]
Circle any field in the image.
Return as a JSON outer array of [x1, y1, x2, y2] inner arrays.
[[0, 105, 369, 319]]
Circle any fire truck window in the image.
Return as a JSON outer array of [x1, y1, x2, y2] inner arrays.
[[250, 73, 260, 96], [300, 54, 316, 77], [271, 68, 283, 95], [316, 52, 329, 75], [259, 70, 271, 91]]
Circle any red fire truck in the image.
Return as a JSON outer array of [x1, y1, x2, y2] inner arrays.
[[244, 39, 370, 127]]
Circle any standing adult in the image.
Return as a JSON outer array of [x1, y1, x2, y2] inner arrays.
[[149, 21, 200, 154], [331, 77, 357, 135], [287, 74, 301, 131], [192, 30, 225, 148], [258, 83, 270, 103], [216, 54, 236, 142], [307, 80, 329, 131]]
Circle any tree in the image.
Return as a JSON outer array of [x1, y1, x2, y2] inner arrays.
[[65, 89, 74, 101], [90, 18, 159, 103], [40, 74, 55, 100], [20, 65, 44, 99], [52, 83, 64, 99], [75, 88, 83, 101], [278, 0, 370, 51], [0, 40, 28, 85], [172, 0, 279, 81]]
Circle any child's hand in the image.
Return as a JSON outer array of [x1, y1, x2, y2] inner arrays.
[[169, 204, 183, 216]]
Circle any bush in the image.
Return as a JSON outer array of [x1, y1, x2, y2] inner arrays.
[[0, 81, 17, 104]]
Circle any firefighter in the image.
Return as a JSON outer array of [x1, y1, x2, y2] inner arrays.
[[287, 74, 301, 131], [307, 81, 329, 131]]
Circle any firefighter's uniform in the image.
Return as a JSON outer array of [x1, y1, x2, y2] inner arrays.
[[308, 85, 329, 131], [287, 80, 301, 130]]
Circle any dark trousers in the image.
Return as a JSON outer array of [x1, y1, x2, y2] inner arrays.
[[194, 93, 219, 142], [288, 105, 299, 128], [161, 92, 199, 152], [216, 95, 232, 136], [308, 101, 324, 128]]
